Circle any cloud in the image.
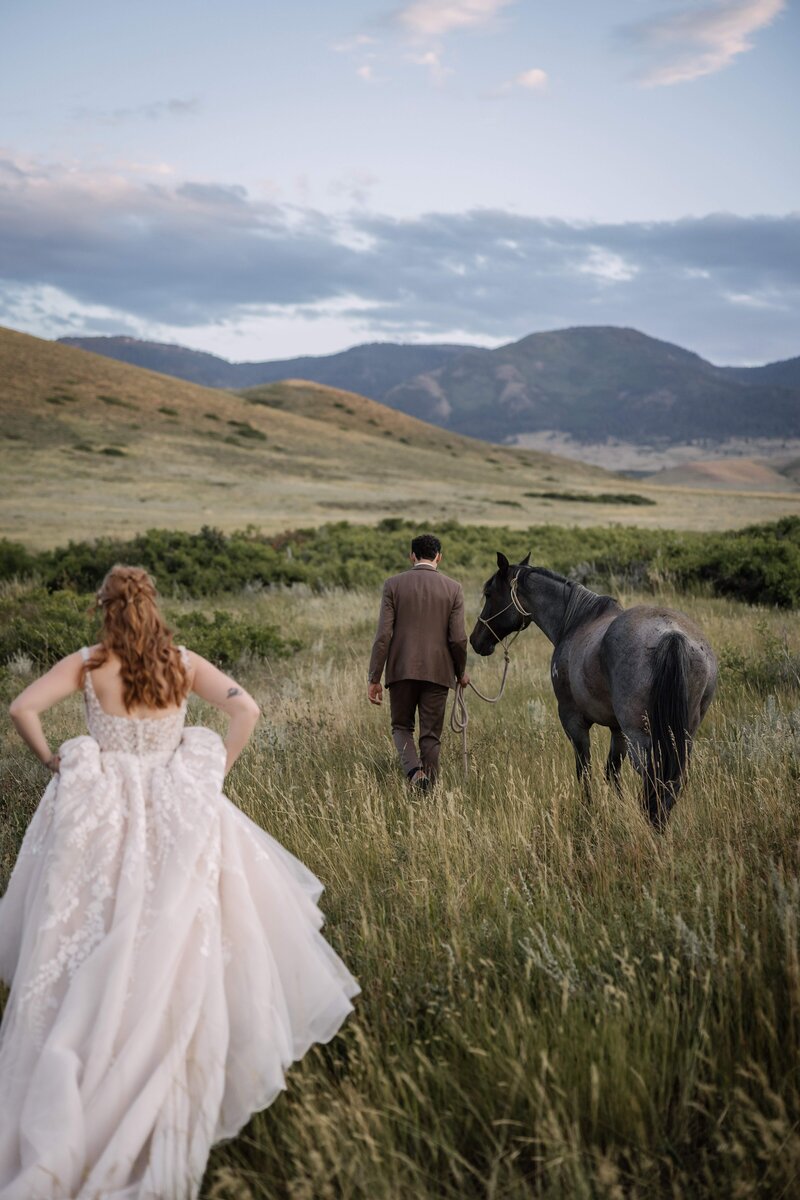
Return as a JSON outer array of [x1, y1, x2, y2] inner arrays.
[[0, 157, 798, 363], [394, 0, 515, 38], [621, 0, 786, 86], [576, 247, 638, 283], [330, 32, 385, 85], [493, 66, 548, 95], [176, 182, 248, 206], [515, 67, 548, 91], [331, 34, 378, 52], [409, 49, 454, 83], [74, 97, 201, 124]]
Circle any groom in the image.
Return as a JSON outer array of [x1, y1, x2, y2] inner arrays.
[[368, 533, 469, 788]]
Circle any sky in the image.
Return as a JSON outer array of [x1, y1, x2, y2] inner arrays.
[[1, 0, 798, 365]]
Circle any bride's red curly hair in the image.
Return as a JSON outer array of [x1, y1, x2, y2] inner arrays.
[[83, 565, 190, 711]]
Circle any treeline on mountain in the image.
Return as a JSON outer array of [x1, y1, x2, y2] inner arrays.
[[2, 516, 798, 609]]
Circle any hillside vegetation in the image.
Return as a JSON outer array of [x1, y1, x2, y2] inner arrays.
[[3, 326, 800, 547]]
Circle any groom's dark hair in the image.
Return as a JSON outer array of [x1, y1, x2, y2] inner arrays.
[[411, 533, 442, 561]]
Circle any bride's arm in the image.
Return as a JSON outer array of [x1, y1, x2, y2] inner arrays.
[[186, 651, 260, 774], [9, 651, 85, 771]]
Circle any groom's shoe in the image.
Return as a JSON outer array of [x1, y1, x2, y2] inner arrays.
[[408, 768, 430, 793]]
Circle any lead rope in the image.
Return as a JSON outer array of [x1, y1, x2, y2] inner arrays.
[[450, 631, 519, 776], [450, 571, 531, 776]]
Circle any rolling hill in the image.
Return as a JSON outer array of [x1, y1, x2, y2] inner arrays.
[[59, 326, 800, 451], [0, 325, 638, 549]]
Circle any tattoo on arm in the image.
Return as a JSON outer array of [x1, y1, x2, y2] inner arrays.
[[226, 686, 243, 699]]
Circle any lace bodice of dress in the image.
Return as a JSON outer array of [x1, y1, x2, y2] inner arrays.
[[81, 646, 187, 755]]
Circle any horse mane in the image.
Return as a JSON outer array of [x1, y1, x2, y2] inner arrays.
[[561, 584, 621, 638], [520, 566, 621, 638]]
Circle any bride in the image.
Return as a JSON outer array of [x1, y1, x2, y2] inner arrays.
[[0, 565, 359, 1200]]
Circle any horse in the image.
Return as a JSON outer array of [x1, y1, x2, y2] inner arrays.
[[469, 553, 718, 827]]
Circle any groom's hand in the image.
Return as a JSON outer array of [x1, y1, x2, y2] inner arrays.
[[368, 682, 383, 706]]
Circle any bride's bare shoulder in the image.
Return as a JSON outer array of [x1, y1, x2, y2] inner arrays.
[[178, 645, 199, 684]]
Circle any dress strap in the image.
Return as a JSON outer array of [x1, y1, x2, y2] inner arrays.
[[80, 646, 90, 662]]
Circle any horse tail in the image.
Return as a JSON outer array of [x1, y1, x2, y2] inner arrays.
[[646, 631, 690, 824]]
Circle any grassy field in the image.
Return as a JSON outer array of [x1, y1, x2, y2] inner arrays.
[[2, 577, 798, 1199], [3, 324, 800, 547], [3, 323, 800, 1197]]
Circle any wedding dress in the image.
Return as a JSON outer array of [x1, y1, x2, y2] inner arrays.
[[0, 650, 359, 1200]]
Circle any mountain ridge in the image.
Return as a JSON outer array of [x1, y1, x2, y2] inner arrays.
[[57, 326, 800, 449], [58, 335, 469, 396], [384, 325, 800, 444]]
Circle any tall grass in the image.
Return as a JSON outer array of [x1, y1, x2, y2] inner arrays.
[[1, 587, 798, 1198]]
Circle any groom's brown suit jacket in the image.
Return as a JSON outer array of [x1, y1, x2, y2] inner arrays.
[[368, 564, 468, 690]]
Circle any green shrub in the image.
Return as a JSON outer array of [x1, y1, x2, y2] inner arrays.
[[0, 539, 37, 580], [1, 517, 798, 606], [227, 420, 267, 441], [0, 589, 298, 669], [98, 395, 135, 409], [666, 516, 800, 608], [20, 527, 296, 595], [524, 490, 656, 506], [0, 589, 98, 665], [172, 610, 298, 667]]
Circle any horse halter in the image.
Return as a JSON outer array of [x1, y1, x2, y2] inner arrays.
[[478, 571, 532, 647]]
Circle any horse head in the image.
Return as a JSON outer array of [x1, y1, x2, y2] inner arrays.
[[469, 551, 531, 657]]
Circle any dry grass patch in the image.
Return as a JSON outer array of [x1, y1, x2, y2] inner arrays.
[[1, 586, 798, 1198]]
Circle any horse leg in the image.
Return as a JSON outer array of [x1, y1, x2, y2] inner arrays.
[[605, 727, 627, 793], [559, 707, 592, 795], [625, 730, 673, 830]]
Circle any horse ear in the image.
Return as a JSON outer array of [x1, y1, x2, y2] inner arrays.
[[520, 551, 531, 566], [496, 552, 510, 575]]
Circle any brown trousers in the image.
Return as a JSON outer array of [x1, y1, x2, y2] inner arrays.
[[388, 679, 450, 780]]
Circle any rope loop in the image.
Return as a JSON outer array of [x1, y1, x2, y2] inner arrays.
[[450, 634, 516, 776], [453, 573, 529, 776]]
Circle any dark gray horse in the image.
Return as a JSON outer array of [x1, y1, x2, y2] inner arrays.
[[470, 553, 718, 827]]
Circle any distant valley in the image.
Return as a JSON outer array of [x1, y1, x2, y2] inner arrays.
[[60, 326, 800, 470]]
